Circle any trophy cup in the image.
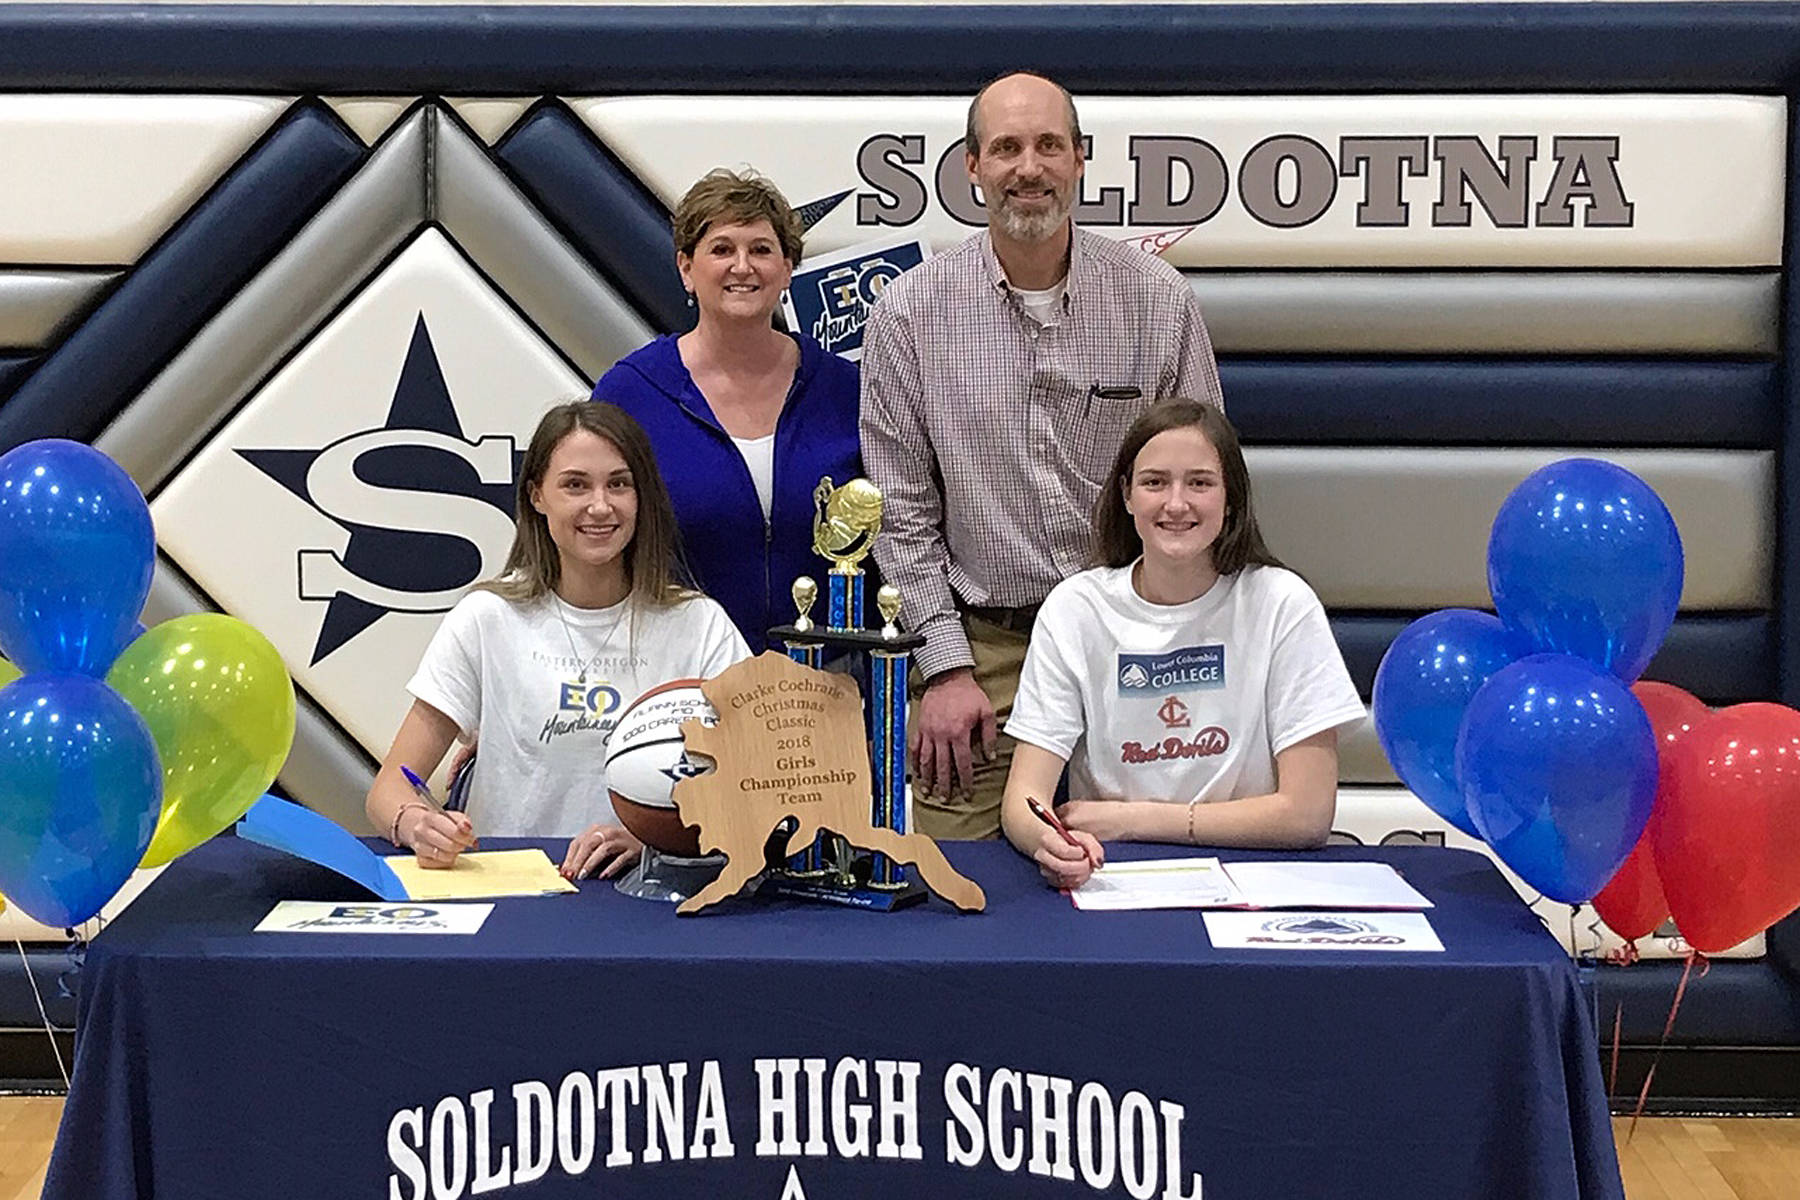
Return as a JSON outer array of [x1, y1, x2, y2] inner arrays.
[[646, 476, 983, 916], [763, 476, 929, 907]]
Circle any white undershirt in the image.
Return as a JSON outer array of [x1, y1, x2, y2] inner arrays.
[[1013, 277, 1068, 328], [732, 433, 777, 521]]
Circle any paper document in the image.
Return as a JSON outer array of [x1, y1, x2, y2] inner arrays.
[[236, 797, 576, 901], [1204, 910, 1444, 952], [1070, 857, 1242, 910], [386, 849, 577, 901], [1070, 857, 1432, 912], [1220, 861, 1433, 910]]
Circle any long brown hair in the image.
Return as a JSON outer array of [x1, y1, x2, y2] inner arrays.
[[478, 400, 693, 607], [1092, 399, 1285, 575]]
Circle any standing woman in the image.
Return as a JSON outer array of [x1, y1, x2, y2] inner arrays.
[[1000, 400, 1364, 889], [592, 169, 862, 653], [365, 401, 748, 880]]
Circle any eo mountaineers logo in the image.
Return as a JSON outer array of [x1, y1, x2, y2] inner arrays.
[[781, 237, 928, 361], [237, 315, 522, 665]]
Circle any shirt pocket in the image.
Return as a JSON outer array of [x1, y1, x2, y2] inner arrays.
[[1051, 378, 1146, 484]]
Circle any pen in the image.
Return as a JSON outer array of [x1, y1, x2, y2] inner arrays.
[[1026, 795, 1095, 868], [399, 766, 473, 835]]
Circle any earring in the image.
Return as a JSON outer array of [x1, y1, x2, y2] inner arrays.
[[685, 291, 696, 308]]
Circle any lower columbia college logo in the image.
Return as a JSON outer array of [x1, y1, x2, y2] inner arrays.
[[1248, 916, 1404, 946], [1117, 645, 1225, 695], [1158, 695, 1191, 729]]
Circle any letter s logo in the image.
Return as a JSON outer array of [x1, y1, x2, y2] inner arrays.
[[296, 430, 516, 612]]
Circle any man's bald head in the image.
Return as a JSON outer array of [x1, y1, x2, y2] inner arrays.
[[964, 71, 1083, 159]]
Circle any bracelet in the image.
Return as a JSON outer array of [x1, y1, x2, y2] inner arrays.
[[389, 802, 429, 848], [1187, 798, 1198, 847]]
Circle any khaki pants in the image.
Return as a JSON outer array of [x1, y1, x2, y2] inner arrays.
[[912, 614, 1030, 840]]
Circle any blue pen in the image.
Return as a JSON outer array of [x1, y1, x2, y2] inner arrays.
[[399, 765, 440, 806]]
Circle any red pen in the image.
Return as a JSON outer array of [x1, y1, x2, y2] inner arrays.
[[1026, 795, 1096, 868]]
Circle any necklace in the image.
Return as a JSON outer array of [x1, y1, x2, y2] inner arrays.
[[552, 592, 630, 684]]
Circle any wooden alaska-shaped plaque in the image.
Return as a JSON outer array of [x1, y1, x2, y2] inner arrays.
[[672, 652, 985, 916]]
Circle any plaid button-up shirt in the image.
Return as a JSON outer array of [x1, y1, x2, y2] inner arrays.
[[860, 225, 1225, 679]]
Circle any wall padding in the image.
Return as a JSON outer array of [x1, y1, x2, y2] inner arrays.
[[1255, 447, 1772, 609]]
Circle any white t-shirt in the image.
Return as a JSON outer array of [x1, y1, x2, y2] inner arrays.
[[1013, 277, 1067, 328], [731, 432, 777, 521], [407, 588, 750, 836], [1006, 563, 1364, 806]]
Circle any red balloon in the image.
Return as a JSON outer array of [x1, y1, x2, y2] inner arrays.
[[1654, 702, 1800, 954], [1595, 682, 1709, 939], [1593, 838, 1666, 941]]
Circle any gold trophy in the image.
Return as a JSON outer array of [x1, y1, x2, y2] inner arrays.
[[877, 585, 902, 642], [759, 477, 933, 902], [792, 577, 818, 635], [813, 478, 882, 630]]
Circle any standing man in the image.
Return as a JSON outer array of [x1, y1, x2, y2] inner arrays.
[[861, 70, 1225, 839]]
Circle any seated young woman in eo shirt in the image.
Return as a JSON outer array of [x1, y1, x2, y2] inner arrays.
[[365, 401, 748, 881], [1000, 399, 1364, 890]]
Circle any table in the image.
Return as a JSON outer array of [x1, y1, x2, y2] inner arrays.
[[45, 838, 1623, 1200]]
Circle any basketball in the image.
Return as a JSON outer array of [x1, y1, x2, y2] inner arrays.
[[605, 678, 718, 855]]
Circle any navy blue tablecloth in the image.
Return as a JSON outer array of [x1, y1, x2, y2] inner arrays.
[[45, 838, 1622, 1200]]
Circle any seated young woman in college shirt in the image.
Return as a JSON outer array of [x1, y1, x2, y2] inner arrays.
[[1000, 399, 1364, 890]]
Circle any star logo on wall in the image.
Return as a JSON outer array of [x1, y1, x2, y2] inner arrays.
[[238, 314, 522, 664]]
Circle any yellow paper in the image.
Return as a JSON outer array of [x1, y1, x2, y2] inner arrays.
[[385, 849, 577, 901]]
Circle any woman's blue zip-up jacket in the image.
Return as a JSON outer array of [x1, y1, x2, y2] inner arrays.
[[591, 332, 865, 654]]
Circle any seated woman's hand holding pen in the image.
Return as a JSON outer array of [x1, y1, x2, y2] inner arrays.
[[1024, 792, 1104, 891], [385, 761, 478, 871], [1053, 798, 1141, 844]]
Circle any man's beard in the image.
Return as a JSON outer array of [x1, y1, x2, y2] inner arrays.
[[993, 183, 1073, 242]]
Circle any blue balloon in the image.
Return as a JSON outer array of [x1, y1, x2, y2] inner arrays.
[[0, 673, 161, 926], [1456, 653, 1658, 903], [0, 439, 154, 676], [1373, 609, 1525, 838], [1487, 457, 1682, 682]]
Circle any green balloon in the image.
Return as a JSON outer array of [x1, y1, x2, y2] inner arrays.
[[107, 614, 296, 867]]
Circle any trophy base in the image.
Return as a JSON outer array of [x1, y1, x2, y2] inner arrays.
[[613, 847, 726, 904], [769, 623, 925, 653], [757, 870, 930, 912]]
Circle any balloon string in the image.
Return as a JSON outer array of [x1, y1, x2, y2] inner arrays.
[[1627, 949, 1704, 1140], [14, 937, 69, 1089], [1607, 1001, 1624, 1101]]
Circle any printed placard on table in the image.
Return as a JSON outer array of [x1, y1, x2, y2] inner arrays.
[[255, 900, 494, 934], [1204, 909, 1444, 951]]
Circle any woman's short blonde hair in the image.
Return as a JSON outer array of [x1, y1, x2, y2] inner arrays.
[[672, 168, 805, 266]]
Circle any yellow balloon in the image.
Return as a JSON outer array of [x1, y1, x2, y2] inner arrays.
[[106, 614, 296, 867], [0, 657, 19, 689]]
